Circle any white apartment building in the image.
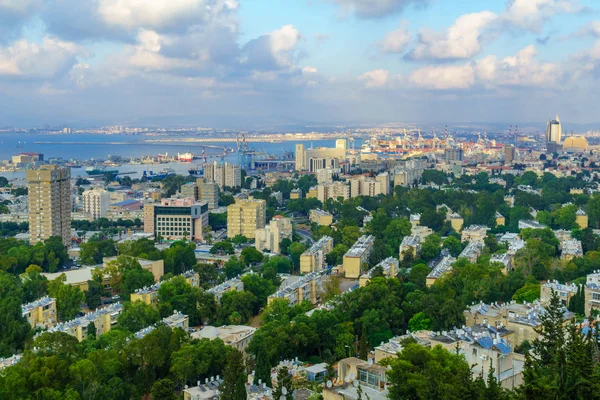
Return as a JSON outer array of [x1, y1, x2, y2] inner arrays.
[[255, 215, 293, 254], [82, 188, 110, 219]]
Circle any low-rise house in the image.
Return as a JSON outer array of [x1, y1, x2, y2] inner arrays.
[[461, 225, 489, 243], [458, 241, 484, 263], [322, 357, 389, 400], [134, 311, 189, 339], [268, 271, 326, 306], [207, 276, 244, 303], [309, 209, 333, 226]]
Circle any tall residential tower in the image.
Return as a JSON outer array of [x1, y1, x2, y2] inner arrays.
[[26, 165, 71, 246]]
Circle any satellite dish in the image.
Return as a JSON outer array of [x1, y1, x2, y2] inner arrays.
[[353, 380, 359, 388], [327, 380, 333, 388], [349, 373, 355, 380], [282, 387, 288, 395]]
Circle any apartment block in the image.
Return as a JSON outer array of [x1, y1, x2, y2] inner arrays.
[[192, 325, 256, 354], [317, 181, 350, 204], [22, 296, 57, 329], [131, 270, 200, 306], [26, 165, 71, 246], [267, 271, 326, 306], [458, 241, 484, 263], [44, 302, 123, 341], [309, 208, 333, 226], [207, 276, 244, 303], [300, 235, 334, 273], [585, 271, 600, 316], [134, 312, 189, 339], [349, 176, 385, 198], [461, 225, 489, 242], [255, 215, 292, 254], [226, 197, 266, 239], [343, 235, 375, 278], [103, 256, 165, 283], [464, 301, 575, 347], [540, 281, 578, 307], [196, 179, 220, 209], [290, 188, 302, 199], [426, 255, 456, 287], [82, 188, 110, 219], [399, 235, 421, 260], [204, 162, 241, 188], [144, 197, 209, 241], [359, 257, 398, 287]]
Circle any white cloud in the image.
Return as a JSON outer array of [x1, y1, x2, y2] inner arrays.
[[359, 69, 391, 88], [409, 63, 475, 89], [502, 0, 582, 32], [324, 0, 427, 19], [365, 45, 560, 91], [381, 22, 411, 53], [408, 11, 497, 60], [0, 37, 82, 79], [98, 0, 239, 31], [0, 0, 40, 14], [241, 25, 302, 70]]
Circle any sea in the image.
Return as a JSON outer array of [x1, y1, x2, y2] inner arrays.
[[0, 132, 337, 180]]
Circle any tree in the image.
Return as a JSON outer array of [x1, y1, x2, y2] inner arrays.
[[241, 247, 264, 265], [21, 264, 48, 302], [512, 284, 540, 303], [162, 241, 197, 275], [341, 226, 362, 247], [289, 242, 306, 272], [121, 265, 155, 300], [220, 349, 246, 400], [408, 264, 429, 288], [279, 238, 292, 255], [150, 378, 177, 400], [420, 234, 441, 261], [48, 274, 85, 321], [223, 256, 245, 279], [85, 280, 103, 309], [568, 285, 585, 315], [273, 366, 294, 400], [231, 235, 248, 246], [358, 325, 369, 360], [443, 236, 462, 257], [117, 301, 161, 333], [408, 311, 432, 332], [484, 234, 498, 253], [0, 272, 31, 357], [158, 276, 216, 325]]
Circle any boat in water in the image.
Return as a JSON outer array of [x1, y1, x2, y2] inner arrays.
[[188, 165, 203, 177], [177, 152, 194, 162], [143, 168, 175, 180], [85, 166, 119, 176]]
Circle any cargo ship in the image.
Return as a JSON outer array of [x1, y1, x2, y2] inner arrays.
[[188, 165, 203, 177], [142, 168, 175, 180], [177, 152, 194, 162], [85, 166, 119, 175]]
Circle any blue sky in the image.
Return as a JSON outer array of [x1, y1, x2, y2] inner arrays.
[[1, 0, 600, 128]]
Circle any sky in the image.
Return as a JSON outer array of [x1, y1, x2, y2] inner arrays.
[[1, 0, 600, 128]]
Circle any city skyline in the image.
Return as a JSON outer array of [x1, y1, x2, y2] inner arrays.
[[1, 0, 600, 127]]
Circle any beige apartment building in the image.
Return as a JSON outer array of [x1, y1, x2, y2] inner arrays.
[[309, 208, 333, 226], [195, 179, 220, 209], [27, 165, 71, 246], [227, 197, 266, 239], [204, 162, 241, 188], [317, 181, 350, 204], [300, 235, 334, 273], [343, 235, 375, 278], [22, 297, 57, 329], [255, 215, 292, 254]]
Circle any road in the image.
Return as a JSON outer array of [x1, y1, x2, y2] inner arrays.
[[296, 228, 315, 245]]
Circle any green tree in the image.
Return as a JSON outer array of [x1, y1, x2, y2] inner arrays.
[[150, 378, 177, 400], [48, 274, 85, 321], [442, 236, 462, 257], [0, 272, 31, 357], [117, 301, 161, 333], [220, 349, 246, 400], [358, 325, 369, 360], [158, 276, 216, 325], [273, 366, 294, 400], [512, 284, 540, 303], [408, 311, 432, 332], [289, 242, 306, 272], [420, 234, 441, 261], [568, 285, 585, 315], [231, 235, 249, 246], [85, 280, 103, 309], [241, 247, 264, 265], [20, 264, 48, 302], [223, 256, 245, 279]]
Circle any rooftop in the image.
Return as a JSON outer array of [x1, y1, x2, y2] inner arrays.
[[427, 255, 456, 279], [400, 235, 420, 247], [362, 257, 398, 279], [22, 296, 55, 314], [344, 235, 375, 258]]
